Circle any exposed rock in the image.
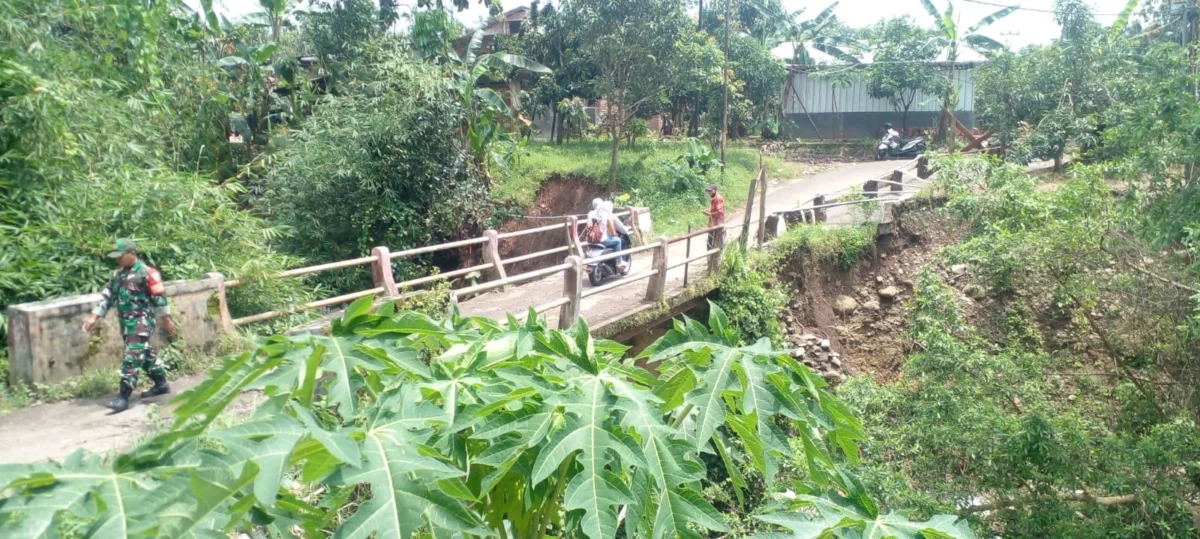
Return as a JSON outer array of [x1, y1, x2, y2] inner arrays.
[[832, 295, 858, 316], [880, 252, 888, 259], [878, 286, 901, 300], [900, 279, 915, 289], [820, 370, 842, 384], [863, 300, 881, 311], [820, 339, 831, 350], [964, 283, 987, 300], [951, 263, 968, 276], [790, 348, 806, 359], [875, 275, 884, 284], [830, 357, 842, 368]]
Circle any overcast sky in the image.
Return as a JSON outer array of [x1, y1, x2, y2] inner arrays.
[[193, 0, 1139, 51]]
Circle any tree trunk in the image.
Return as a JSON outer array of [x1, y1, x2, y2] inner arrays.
[[556, 112, 565, 144], [720, 0, 730, 164], [549, 107, 557, 142], [609, 124, 622, 190], [689, 104, 701, 137], [697, 0, 703, 30]]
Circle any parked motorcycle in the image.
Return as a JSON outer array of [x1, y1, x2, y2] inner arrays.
[[583, 233, 631, 286], [876, 134, 927, 160]]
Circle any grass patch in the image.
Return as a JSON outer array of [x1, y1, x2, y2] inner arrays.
[[757, 222, 876, 271], [495, 140, 804, 237]]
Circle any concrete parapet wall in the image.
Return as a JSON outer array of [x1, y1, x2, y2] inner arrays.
[[6, 273, 224, 386]]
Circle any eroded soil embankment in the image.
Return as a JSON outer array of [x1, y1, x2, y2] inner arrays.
[[776, 200, 969, 383], [496, 174, 609, 275]]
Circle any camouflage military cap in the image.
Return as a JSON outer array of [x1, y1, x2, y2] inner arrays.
[[107, 238, 138, 258]]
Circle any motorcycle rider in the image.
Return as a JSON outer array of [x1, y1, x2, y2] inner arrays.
[[585, 199, 630, 272], [882, 122, 900, 148], [602, 201, 632, 272]]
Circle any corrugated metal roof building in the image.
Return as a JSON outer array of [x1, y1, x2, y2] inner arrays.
[[783, 61, 979, 140]]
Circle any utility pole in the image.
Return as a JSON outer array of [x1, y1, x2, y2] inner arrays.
[[721, 0, 730, 164]]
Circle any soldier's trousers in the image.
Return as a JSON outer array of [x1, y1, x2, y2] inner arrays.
[[119, 334, 165, 389]]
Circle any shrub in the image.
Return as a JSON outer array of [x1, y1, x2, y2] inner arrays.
[[260, 54, 492, 292]]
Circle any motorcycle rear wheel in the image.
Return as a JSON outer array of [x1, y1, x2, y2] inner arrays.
[[589, 268, 606, 286]]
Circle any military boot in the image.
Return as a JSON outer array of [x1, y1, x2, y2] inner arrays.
[[107, 382, 133, 413], [141, 373, 170, 399]]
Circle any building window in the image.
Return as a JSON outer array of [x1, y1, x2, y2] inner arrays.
[[507, 20, 521, 34]]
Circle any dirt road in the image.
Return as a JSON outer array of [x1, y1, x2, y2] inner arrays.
[[0, 159, 901, 465]]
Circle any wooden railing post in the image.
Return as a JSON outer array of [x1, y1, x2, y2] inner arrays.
[[917, 156, 931, 179], [764, 214, 786, 241], [626, 206, 645, 244], [560, 256, 583, 329], [863, 178, 878, 199], [812, 195, 828, 223], [757, 165, 768, 245], [483, 230, 508, 282], [739, 169, 760, 248], [371, 246, 399, 297], [708, 227, 725, 274], [646, 237, 669, 301], [208, 272, 236, 335], [890, 170, 905, 193], [566, 216, 585, 258]]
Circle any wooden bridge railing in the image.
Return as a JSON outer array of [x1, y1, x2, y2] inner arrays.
[[774, 156, 932, 226], [214, 207, 647, 331], [215, 158, 934, 334]]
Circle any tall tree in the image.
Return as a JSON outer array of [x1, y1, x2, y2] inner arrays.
[[920, 0, 1017, 62], [566, 0, 692, 189], [863, 17, 949, 130]]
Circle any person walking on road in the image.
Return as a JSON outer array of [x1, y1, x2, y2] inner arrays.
[[82, 238, 176, 413], [703, 184, 725, 249]]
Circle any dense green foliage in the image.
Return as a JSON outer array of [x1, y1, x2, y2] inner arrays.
[[261, 51, 491, 290], [838, 156, 1200, 537], [0, 302, 966, 538], [0, 0, 303, 328]]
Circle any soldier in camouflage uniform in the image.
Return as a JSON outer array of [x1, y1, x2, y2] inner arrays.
[[82, 238, 177, 412]]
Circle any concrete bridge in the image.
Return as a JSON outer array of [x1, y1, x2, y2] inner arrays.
[[6, 159, 927, 387]]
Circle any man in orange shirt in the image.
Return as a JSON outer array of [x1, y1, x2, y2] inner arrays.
[[704, 184, 725, 249]]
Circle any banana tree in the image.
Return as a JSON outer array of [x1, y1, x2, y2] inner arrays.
[[743, 0, 860, 65], [788, 2, 863, 66], [920, 0, 1017, 62], [921, 0, 1016, 141], [230, 0, 311, 44], [447, 30, 551, 174]]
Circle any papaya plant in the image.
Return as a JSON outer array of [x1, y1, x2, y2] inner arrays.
[[0, 299, 963, 538]]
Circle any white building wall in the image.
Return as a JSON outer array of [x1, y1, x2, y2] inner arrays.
[[784, 68, 974, 115]]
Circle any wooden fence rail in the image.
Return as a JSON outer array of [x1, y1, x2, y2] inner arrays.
[[220, 207, 651, 330]]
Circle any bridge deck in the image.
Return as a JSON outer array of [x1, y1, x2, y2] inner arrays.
[[456, 160, 902, 331]]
